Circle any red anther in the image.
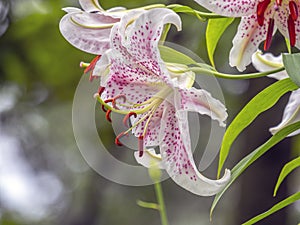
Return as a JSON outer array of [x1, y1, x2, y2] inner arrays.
[[288, 15, 296, 46], [105, 110, 112, 123], [115, 132, 125, 146], [84, 55, 101, 74], [264, 18, 275, 50], [112, 94, 126, 109], [289, 1, 298, 21], [102, 99, 113, 112], [123, 112, 137, 127], [138, 135, 144, 157], [276, 0, 282, 6], [98, 86, 105, 95], [256, 0, 271, 26]]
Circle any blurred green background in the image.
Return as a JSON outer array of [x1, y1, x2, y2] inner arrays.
[[0, 0, 299, 225]]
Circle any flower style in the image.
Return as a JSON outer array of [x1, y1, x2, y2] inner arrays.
[[195, 0, 300, 71], [94, 8, 231, 196], [252, 50, 300, 136]]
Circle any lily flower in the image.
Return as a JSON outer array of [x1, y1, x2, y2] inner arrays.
[[195, 0, 300, 72], [94, 8, 230, 196], [252, 50, 300, 136]]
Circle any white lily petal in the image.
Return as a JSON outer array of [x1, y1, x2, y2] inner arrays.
[[175, 87, 228, 127], [134, 149, 164, 169], [251, 50, 287, 80], [62, 7, 81, 13], [229, 14, 271, 71], [270, 89, 300, 136], [79, 0, 102, 12], [93, 50, 110, 80], [59, 11, 118, 54], [194, 0, 256, 17], [160, 104, 230, 196]]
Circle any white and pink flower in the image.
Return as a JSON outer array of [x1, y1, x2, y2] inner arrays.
[[252, 50, 300, 136], [94, 8, 230, 196], [195, 0, 300, 71]]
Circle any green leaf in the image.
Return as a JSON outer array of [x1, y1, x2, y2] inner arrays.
[[218, 78, 298, 177], [159, 45, 197, 65], [170, 5, 205, 21], [274, 156, 300, 196], [211, 121, 300, 218], [206, 17, 234, 67], [242, 192, 300, 225], [282, 53, 300, 87]]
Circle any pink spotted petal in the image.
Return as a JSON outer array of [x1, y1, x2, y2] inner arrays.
[[79, 0, 102, 12], [175, 87, 228, 127], [131, 105, 165, 147], [294, 18, 300, 49], [134, 148, 164, 169], [93, 50, 110, 80], [251, 50, 288, 80], [274, 1, 295, 45], [229, 14, 273, 71], [270, 89, 300, 137], [194, 0, 256, 17], [59, 10, 119, 54], [120, 8, 182, 84], [160, 103, 230, 196], [101, 75, 160, 110]]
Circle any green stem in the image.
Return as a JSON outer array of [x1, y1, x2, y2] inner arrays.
[[154, 181, 169, 225], [189, 66, 285, 79], [167, 4, 226, 19]]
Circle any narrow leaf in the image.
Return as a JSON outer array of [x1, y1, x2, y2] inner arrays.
[[242, 192, 300, 225], [159, 45, 196, 65], [218, 78, 298, 177], [282, 53, 300, 87], [274, 156, 300, 196], [206, 17, 234, 67], [211, 121, 300, 218]]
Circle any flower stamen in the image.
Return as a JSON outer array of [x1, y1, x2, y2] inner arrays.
[[115, 132, 126, 146], [123, 112, 137, 127], [106, 109, 112, 122], [264, 18, 275, 50], [288, 14, 296, 46], [138, 135, 144, 157], [257, 0, 271, 26], [289, 1, 298, 21]]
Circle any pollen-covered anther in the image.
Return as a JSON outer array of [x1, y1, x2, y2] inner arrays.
[[115, 132, 126, 146], [138, 135, 144, 157], [289, 1, 298, 21], [84, 55, 101, 74], [288, 14, 296, 46], [102, 99, 113, 112], [123, 112, 137, 128], [98, 86, 105, 95], [264, 18, 275, 50], [112, 94, 126, 109], [257, 0, 271, 26], [105, 109, 112, 123]]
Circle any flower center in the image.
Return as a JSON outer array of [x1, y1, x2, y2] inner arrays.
[[256, 0, 299, 49], [94, 85, 173, 157]]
